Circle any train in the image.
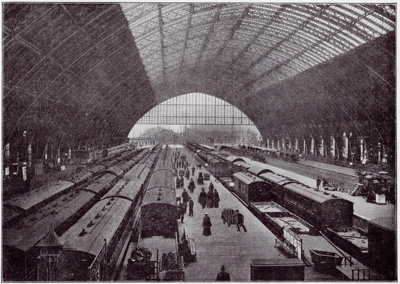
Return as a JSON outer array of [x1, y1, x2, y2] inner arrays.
[[186, 142, 354, 230], [72, 142, 136, 164], [186, 142, 232, 178], [129, 145, 184, 281], [50, 149, 159, 281], [141, 146, 176, 238], [216, 144, 300, 163], [3, 147, 146, 226], [2, 146, 160, 281]]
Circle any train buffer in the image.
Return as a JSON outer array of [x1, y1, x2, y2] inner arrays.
[[336, 266, 372, 280], [335, 256, 379, 280]]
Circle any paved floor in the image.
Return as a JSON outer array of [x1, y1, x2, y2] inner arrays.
[[177, 148, 290, 281], [119, 145, 391, 281]]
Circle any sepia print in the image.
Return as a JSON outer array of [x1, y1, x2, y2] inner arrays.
[[2, 2, 396, 282]]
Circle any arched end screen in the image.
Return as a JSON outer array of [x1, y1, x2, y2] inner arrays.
[[136, 93, 253, 125]]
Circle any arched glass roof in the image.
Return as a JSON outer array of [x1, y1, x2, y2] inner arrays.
[[121, 3, 395, 100], [137, 92, 254, 125]]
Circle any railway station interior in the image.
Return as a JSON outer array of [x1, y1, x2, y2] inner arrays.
[[2, 3, 396, 282]]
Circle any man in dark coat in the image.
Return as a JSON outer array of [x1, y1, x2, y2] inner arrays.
[[191, 166, 195, 176], [209, 182, 214, 193], [316, 177, 321, 191], [236, 210, 247, 232], [207, 189, 214, 208], [202, 213, 212, 236], [198, 188, 207, 209], [213, 189, 220, 208], [179, 202, 186, 223], [188, 197, 194, 217], [216, 265, 230, 281], [188, 178, 195, 194], [182, 189, 189, 209]]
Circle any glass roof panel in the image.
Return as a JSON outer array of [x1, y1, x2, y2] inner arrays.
[[121, 3, 395, 95]]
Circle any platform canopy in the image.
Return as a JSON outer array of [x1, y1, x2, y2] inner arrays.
[[3, 3, 396, 149]]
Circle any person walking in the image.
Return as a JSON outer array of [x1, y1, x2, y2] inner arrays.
[[209, 182, 214, 193], [236, 210, 247, 232], [198, 188, 207, 209], [182, 189, 189, 208], [207, 188, 214, 208], [179, 202, 186, 223], [188, 178, 195, 194], [188, 197, 194, 217], [191, 166, 195, 176], [202, 213, 212, 236], [316, 177, 321, 191], [216, 265, 230, 281], [213, 189, 220, 208]]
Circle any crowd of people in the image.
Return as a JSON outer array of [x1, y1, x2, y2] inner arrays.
[[173, 149, 244, 281]]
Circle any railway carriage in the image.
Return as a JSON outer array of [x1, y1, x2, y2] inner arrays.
[[232, 172, 272, 203], [131, 146, 182, 280], [141, 148, 176, 238], [235, 163, 354, 230], [2, 145, 156, 281], [57, 198, 134, 281], [283, 182, 353, 229], [208, 157, 231, 177]]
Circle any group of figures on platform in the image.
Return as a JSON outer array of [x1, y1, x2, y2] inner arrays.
[[178, 189, 194, 222], [197, 182, 220, 209], [174, 150, 199, 189]]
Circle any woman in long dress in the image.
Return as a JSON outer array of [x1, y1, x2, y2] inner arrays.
[[188, 179, 195, 193], [198, 188, 207, 209], [213, 189, 220, 208], [207, 189, 214, 208], [202, 213, 212, 236]]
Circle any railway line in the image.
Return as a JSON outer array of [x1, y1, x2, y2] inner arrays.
[[185, 142, 393, 280], [3, 145, 161, 281], [3, 142, 394, 281]]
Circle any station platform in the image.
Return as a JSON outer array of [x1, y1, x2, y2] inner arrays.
[[177, 147, 345, 281], [176, 150, 289, 281], [297, 159, 358, 177], [249, 160, 395, 222]]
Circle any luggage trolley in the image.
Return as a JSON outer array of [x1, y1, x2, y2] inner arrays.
[[221, 208, 237, 227]]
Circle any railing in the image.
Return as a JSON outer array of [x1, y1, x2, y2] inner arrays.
[[343, 256, 353, 267], [352, 268, 370, 280]]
